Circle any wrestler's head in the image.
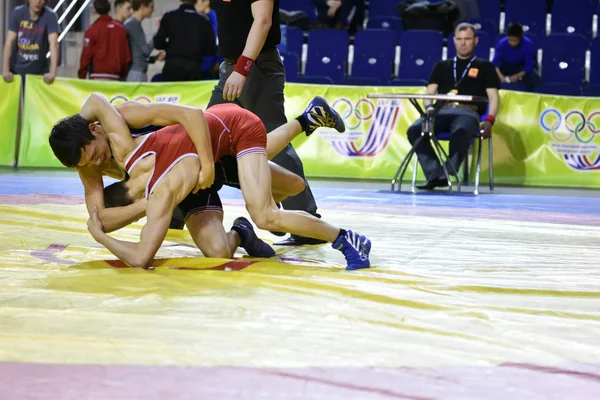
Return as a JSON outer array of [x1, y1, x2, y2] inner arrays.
[[49, 114, 112, 168]]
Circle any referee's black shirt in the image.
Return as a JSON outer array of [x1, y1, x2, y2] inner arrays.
[[154, 3, 217, 63], [212, 0, 281, 58]]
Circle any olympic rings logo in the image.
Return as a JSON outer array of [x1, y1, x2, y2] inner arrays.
[[332, 98, 375, 130], [108, 95, 153, 105], [540, 109, 600, 144]]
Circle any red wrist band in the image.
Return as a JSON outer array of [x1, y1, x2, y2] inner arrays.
[[485, 115, 496, 124], [234, 55, 254, 77]]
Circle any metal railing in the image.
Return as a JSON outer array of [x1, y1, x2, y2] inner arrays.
[[46, 0, 91, 58]]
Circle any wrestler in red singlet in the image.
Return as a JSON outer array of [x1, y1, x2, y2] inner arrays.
[[123, 103, 267, 198]]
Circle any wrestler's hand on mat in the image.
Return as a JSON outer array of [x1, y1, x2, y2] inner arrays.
[[223, 71, 246, 101], [87, 206, 106, 241], [194, 166, 215, 192], [481, 120, 493, 139]]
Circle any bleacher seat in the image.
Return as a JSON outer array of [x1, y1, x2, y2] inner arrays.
[[278, 26, 304, 58], [367, 16, 403, 44], [500, 82, 529, 92], [477, 0, 501, 25], [352, 29, 396, 83], [369, 0, 400, 18], [342, 77, 382, 86], [536, 83, 582, 95], [589, 37, 600, 85], [551, 0, 595, 40], [504, 0, 547, 37], [280, 52, 299, 82], [398, 30, 443, 80], [294, 75, 335, 85], [305, 29, 350, 84], [389, 78, 428, 87], [542, 59, 584, 85], [447, 31, 492, 60], [541, 33, 587, 84], [279, 0, 317, 23], [581, 85, 600, 96], [463, 18, 499, 44]]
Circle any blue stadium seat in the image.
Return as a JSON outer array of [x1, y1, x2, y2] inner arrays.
[[305, 29, 350, 84], [352, 29, 396, 83], [399, 30, 443, 80], [581, 85, 600, 96], [477, 0, 501, 25], [342, 77, 383, 86], [536, 83, 581, 96], [369, 0, 400, 18], [367, 16, 403, 44], [279, 0, 317, 22], [280, 52, 299, 82], [447, 31, 492, 60], [504, 0, 547, 37], [389, 78, 428, 87], [277, 26, 304, 58], [500, 82, 529, 92], [294, 75, 335, 85], [542, 59, 584, 86], [543, 33, 589, 61], [551, 0, 595, 40], [589, 37, 600, 85], [463, 18, 499, 44]]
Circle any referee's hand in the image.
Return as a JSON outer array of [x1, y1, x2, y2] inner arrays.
[[223, 71, 247, 101]]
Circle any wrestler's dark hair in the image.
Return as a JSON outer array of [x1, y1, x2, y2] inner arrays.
[[104, 180, 134, 208], [49, 114, 94, 168]]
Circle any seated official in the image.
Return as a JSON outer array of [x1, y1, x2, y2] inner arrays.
[[407, 22, 501, 190], [492, 22, 540, 91]]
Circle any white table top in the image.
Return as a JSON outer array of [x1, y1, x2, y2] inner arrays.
[[367, 93, 488, 102]]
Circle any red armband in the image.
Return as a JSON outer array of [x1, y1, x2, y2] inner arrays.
[[234, 55, 254, 77], [485, 115, 496, 124]]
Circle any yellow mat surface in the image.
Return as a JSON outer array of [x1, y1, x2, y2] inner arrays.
[[1, 202, 600, 368]]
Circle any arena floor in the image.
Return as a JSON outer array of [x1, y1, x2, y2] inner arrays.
[[1, 169, 599, 399]]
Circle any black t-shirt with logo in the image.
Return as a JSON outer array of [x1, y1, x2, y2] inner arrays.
[[428, 57, 501, 115], [212, 0, 280, 58]]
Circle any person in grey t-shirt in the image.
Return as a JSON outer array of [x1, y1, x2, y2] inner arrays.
[[2, 0, 60, 84], [124, 0, 164, 82]]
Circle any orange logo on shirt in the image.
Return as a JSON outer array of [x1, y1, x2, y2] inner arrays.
[[468, 68, 479, 78]]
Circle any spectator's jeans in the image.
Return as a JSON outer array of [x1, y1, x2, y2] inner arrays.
[[407, 108, 480, 181], [500, 63, 541, 91]]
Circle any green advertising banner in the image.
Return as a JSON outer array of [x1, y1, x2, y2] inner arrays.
[[19, 75, 215, 167], [17, 75, 600, 188], [283, 85, 600, 188], [0, 75, 22, 166]]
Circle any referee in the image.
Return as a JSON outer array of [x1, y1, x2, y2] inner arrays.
[[209, 0, 325, 246], [154, 0, 216, 81]]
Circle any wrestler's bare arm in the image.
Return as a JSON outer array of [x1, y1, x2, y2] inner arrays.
[[79, 93, 136, 160], [88, 159, 198, 267], [115, 101, 215, 189], [89, 193, 175, 268]]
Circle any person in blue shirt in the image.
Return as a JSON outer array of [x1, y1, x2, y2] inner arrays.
[[492, 22, 540, 91], [195, 0, 221, 79]]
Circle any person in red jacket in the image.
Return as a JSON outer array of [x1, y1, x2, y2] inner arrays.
[[79, 0, 131, 80]]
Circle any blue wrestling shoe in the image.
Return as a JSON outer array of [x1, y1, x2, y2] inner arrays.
[[303, 96, 346, 136], [332, 230, 371, 270], [232, 217, 276, 258]]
